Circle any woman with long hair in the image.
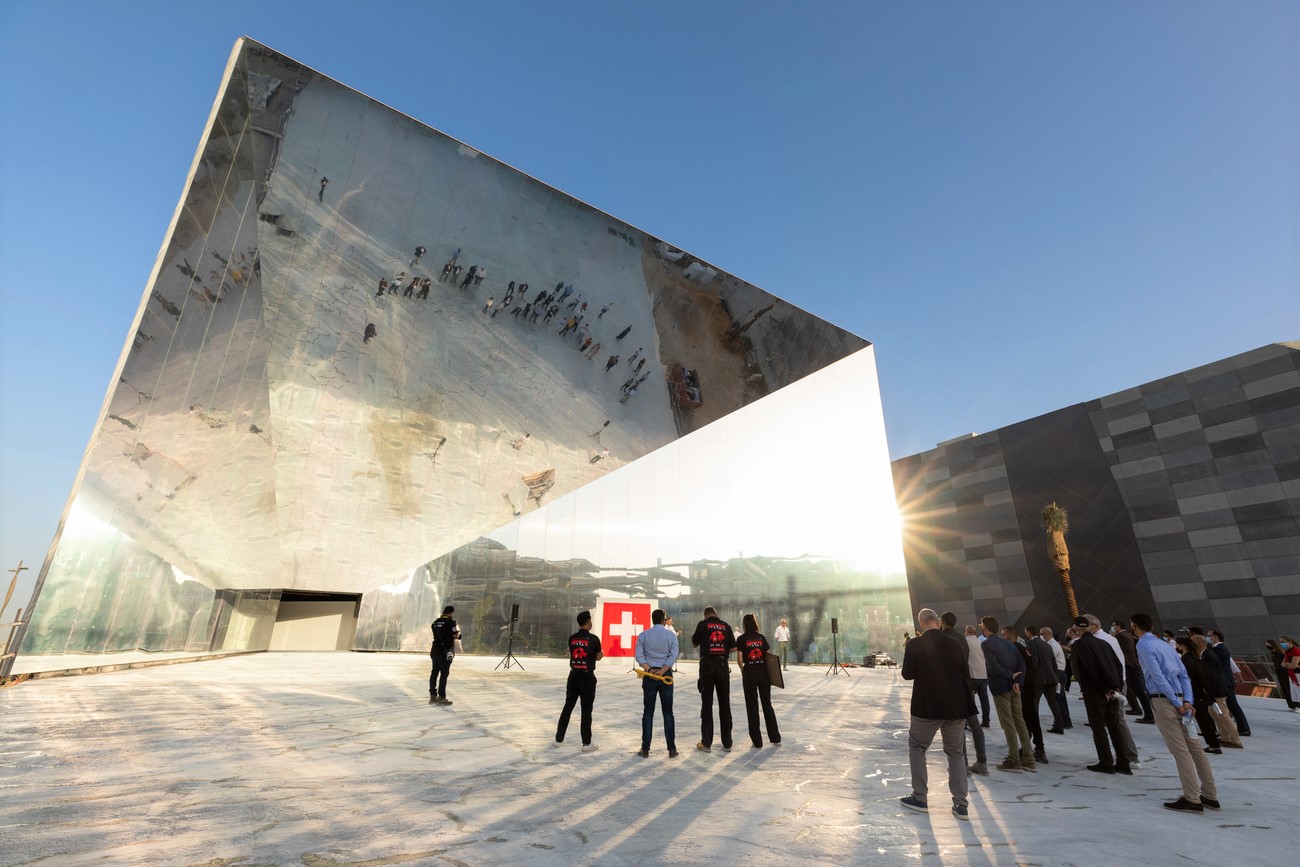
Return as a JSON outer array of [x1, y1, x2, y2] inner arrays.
[[736, 613, 782, 748]]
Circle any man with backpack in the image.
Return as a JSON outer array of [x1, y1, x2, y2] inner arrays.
[[429, 605, 461, 705]]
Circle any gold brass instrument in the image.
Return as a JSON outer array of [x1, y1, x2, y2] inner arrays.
[[634, 668, 674, 686]]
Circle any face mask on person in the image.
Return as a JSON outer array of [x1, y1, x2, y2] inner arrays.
[[1282, 642, 1293, 650]]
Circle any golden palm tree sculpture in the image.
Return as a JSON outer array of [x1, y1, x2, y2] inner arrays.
[[1041, 502, 1079, 618]]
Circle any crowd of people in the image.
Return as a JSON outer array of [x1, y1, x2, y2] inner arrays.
[[902, 608, 1296, 819], [364, 246, 651, 406], [423, 603, 1295, 823]]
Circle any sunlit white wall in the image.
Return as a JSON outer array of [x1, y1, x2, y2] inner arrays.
[[489, 346, 903, 574]]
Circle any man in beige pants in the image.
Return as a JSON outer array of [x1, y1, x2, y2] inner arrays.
[[1131, 613, 1219, 813], [1191, 635, 1242, 747]]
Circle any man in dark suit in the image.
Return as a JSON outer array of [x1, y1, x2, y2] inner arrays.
[[1071, 615, 1131, 775], [1029, 629, 1067, 735], [901, 608, 975, 821]]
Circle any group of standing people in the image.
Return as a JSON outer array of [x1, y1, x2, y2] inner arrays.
[[632, 607, 782, 757], [903, 606, 1288, 819], [546, 606, 784, 757]]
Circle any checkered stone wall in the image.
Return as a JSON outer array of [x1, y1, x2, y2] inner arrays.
[[894, 343, 1299, 653], [1089, 342, 1300, 654]]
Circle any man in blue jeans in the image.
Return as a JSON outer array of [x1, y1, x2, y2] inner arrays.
[[635, 608, 680, 758]]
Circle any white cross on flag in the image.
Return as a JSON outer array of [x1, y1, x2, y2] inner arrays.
[[595, 599, 656, 657]]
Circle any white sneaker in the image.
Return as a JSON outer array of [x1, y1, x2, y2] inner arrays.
[[582, 743, 599, 752], [1293, 708, 1300, 714], [553, 741, 563, 748], [1130, 761, 1143, 769]]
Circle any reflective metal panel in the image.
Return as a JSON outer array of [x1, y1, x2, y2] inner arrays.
[[20, 39, 900, 662]]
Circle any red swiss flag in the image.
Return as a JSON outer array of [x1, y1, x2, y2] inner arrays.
[[599, 600, 654, 657]]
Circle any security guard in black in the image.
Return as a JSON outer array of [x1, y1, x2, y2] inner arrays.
[[556, 611, 603, 747], [692, 607, 736, 749]]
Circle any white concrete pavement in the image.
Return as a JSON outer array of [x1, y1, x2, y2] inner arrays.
[[1, 652, 1295, 866]]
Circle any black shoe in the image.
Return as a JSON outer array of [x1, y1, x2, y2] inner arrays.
[[1116, 765, 1133, 775], [1087, 763, 1116, 774], [1204, 747, 1222, 754], [1164, 797, 1204, 813], [1137, 717, 1155, 724], [1047, 727, 1065, 735], [1201, 797, 1221, 810], [980, 722, 990, 728], [668, 749, 679, 758], [1034, 750, 1049, 764], [637, 749, 650, 758], [1125, 709, 1142, 715], [1063, 723, 1073, 729], [1239, 731, 1251, 737]]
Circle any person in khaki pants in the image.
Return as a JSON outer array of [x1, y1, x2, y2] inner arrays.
[[1191, 635, 1242, 748], [1131, 613, 1219, 813]]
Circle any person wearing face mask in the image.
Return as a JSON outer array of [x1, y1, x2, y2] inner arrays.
[[1206, 630, 1251, 737], [1085, 615, 1141, 768], [1280, 636, 1300, 712], [1190, 635, 1242, 749], [1267, 639, 1295, 710], [1112, 620, 1153, 723]]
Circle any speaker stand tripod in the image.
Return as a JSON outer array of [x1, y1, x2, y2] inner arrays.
[[495, 619, 524, 670], [824, 630, 849, 677]]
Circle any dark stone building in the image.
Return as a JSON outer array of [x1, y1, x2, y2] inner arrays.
[[892, 342, 1300, 656]]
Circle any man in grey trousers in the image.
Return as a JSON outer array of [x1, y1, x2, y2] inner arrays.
[[900, 608, 975, 820]]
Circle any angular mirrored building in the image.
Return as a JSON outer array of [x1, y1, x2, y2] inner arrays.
[[13, 39, 907, 670]]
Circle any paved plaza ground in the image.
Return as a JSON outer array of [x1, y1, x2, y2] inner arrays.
[[2, 652, 1296, 865]]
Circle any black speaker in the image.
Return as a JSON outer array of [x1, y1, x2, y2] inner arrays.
[[831, 617, 839, 634], [510, 603, 520, 622]]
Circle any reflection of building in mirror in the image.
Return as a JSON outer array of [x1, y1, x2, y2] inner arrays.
[[9, 39, 899, 674]]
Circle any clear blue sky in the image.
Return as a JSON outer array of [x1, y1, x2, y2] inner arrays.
[[1, 1, 1295, 603]]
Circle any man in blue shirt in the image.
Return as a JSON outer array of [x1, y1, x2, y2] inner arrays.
[[635, 609, 680, 758], [1131, 613, 1219, 813]]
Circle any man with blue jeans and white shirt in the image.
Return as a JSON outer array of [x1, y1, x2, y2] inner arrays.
[[1131, 612, 1219, 813], [635, 609, 680, 758]]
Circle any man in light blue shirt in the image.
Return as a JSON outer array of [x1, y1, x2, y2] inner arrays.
[[635, 609, 680, 758], [1131, 613, 1218, 814]]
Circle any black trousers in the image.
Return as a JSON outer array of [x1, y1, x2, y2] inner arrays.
[[1193, 698, 1221, 749], [698, 655, 733, 747], [742, 671, 781, 746], [556, 671, 597, 745], [1041, 681, 1066, 729], [1020, 680, 1044, 750], [429, 649, 452, 697], [1082, 690, 1128, 770]]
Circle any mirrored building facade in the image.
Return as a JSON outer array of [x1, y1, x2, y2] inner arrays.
[[14, 39, 908, 668]]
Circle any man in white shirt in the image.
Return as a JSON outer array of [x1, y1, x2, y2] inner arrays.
[[774, 618, 791, 670], [1085, 614, 1139, 768], [964, 625, 990, 727], [1039, 627, 1072, 731]]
